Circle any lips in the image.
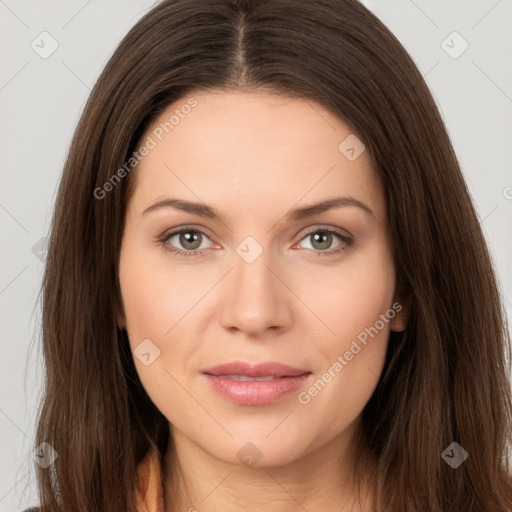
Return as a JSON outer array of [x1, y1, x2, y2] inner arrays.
[[201, 361, 312, 406], [201, 361, 310, 378]]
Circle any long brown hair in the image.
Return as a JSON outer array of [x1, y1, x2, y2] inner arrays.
[[31, 0, 512, 510]]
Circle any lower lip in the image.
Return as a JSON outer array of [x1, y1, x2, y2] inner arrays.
[[203, 373, 311, 406]]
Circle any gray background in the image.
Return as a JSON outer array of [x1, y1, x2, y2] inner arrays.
[[1, 0, 511, 509]]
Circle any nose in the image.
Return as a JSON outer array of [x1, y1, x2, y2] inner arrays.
[[219, 246, 293, 338]]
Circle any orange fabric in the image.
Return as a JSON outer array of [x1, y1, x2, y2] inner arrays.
[[135, 447, 165, 512]]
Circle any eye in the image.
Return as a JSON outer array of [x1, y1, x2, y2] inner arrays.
[[158, 225, 354, 258], [294, 227, 353, 257], [159, 227, 215, 257]]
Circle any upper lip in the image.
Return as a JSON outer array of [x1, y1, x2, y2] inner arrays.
[[202, 361, 310, 378]]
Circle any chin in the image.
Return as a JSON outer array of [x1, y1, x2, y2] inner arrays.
[[203, 433, 311, 469]]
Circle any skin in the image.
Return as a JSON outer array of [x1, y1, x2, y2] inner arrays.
[[117, 89, 408, 512]]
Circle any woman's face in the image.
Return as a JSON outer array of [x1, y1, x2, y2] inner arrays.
[[118, 89, 404, 468]]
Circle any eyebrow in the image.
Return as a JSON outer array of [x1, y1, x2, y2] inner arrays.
[[142, 196, 376, 222]]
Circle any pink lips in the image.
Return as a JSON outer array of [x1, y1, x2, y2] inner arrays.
[[201, 361, 312, 406]]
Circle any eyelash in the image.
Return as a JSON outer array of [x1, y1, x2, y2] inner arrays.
[[158, 225, 354, 258]]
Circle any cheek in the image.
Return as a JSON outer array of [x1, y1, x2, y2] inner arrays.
[[119, 240, 187, 345], [118, 240, 204, 385], [120, 270, 165, 346], [298, 241, 395, 421], [118, 248, 196, 417], [313, 238, 396, 345]]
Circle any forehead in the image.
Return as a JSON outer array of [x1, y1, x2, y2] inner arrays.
[[128, 89, 385, 222]]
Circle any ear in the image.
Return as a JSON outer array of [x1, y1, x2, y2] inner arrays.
[[390, 281, 410, 333], [389, 308, 408, 332], [116, 302, 126, 330]]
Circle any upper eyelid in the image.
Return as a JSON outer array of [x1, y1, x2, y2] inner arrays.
[[298, 225, 352, 239]]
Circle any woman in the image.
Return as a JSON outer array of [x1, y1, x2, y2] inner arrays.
[[28, 0, 512, 510]]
